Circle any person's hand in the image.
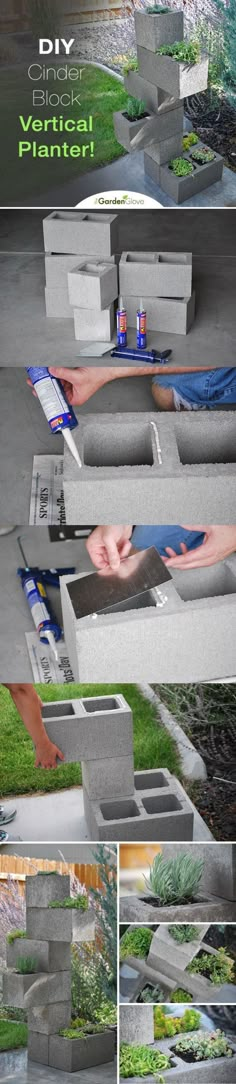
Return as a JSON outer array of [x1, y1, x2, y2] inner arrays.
[[35, 738, 64, 769], [49, 367, 113, 405], [162, 525, 236, 569], [86, 525, 133, 570]]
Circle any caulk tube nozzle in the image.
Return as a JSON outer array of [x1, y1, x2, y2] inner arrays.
[[42, 628, 59, 662], [63, 427, 82, 468], [118, 295, 125, 311]]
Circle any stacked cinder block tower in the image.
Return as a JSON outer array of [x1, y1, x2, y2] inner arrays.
[[41, 694, 194, 841], [43, 211, 118, 340], [3, 871, 115, 1072], [114, 6, 223, 203]]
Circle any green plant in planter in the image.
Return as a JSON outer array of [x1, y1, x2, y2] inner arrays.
[[170, 988, 192, 1003], [16, 956, 38, 974], [146, 5, 169, 12], [126, 97, 147, 120], [122, 57, 139, 76], [120, 927, 153, 960], [49, 895, 88, 910], [182, 133, 199, 151], [140, 983, 165, 1003], [156, 40, 201, 63], [37, 870, 60, 875], [7, 930, 27, 944], [188, 946, 234, 985], [59, 1023, 105, 1039], [120, 1043, 171, 1078], [154, 1006, 200, 1039], [169, 925, 198, 943], [169, 157, 194, 177], [191, 147, 215, 164], [181, 1008, 201, 1031], [143, 852, 204, 904], [174, 1029, 233, 1061]]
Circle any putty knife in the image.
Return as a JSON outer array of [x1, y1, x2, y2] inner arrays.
[[78, 342, 116, 357], [67, 547, 172, 619]]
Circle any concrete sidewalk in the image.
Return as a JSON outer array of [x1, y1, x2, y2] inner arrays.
[[0, 1048, 116, 1083]]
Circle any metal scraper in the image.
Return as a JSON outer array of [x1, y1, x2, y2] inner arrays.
[[67, 547, 172, 619], [77, 342, 116, 357]]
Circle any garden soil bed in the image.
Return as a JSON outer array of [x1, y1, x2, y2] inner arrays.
[[187, 721, 236, 841], [185, 94, 236, 172]]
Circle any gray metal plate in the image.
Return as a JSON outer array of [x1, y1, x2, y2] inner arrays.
[[67, 546, 172, 619]]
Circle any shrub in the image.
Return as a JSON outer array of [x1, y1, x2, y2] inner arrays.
[[170, 989, 192, 1002], [120, 1042, 171, 1078], [181, 1008, 201, 1031], [156, 40, 201, 64], [154, 1006, 200, 1039], [16, 956, 38, 974], [120, 928, 153, 961], [169, 158, 194, 177], [174, 1029, 233, 1061], [122, 57, 139, 75], [188, 947, 234, 985], [169, 925, 198, 944], [140, 984, 165, 1003], [208, 1, 236, 106], [126, 97, 147, 119], [143, 852, 203, 904], [90, 844, 117, 1004], [182, 133, 199, 151], [48, 896, 88, 910], [7, 930, 27, 945]]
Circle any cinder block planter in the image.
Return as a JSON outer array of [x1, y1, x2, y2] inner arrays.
[[148, 923, 210, 972], [7, 938, 71, 973], [3, 970, 44, 1009], [67, 261, 118, 310], [48, 1029, 115, 1071], [26, 873, 70, 908], [137, 46, 208, 97], [82, 753, 134, 800], [134, 9, 184, 52], [43, 211, 118, 257], [27, 907, 95, 943], [120, 1004, 154, 1045], [73, 303, 114, 341], [124, 70, 170, 112], [60, 554, 236, 683], [28, 1000, 71, 1035], [42, 693, 133, 762], [119, 250, 192, 298], [83, 768, 193, 841], [45, 254, 116, 290], [120, 894, 236, 923], [28, 1030, 49, 1065], [138, 1031, 236, 1082], [45, 286, 73, 318], [159, 144, 223, 203], [113, 109, 157, 152], [24, 970, 71, 1007], [124, 293, 195, 334], [145, 131, 184, 164]]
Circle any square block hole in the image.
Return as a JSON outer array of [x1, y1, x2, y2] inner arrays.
[[42, 703, 75, 718], [142, 794, 182, 814], [175, 419, 236, 464], [101, 588, 157, 615], [135, 771, 168, 790], [81, 696, 120, 713], [83, 423, 154, 467], [158, 252, 189, 265], [173, 564, 236, 601], [126, 253, 157, 264], [100, 799, 140, 821]]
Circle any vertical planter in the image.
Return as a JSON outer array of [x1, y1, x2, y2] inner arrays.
[[134, 10, 184, 52]]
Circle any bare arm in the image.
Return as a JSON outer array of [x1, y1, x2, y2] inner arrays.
[[4, 684, 64, 768]]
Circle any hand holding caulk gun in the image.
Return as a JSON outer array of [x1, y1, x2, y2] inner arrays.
[[17, 534, 75, 663]]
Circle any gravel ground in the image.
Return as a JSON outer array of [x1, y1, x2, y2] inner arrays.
[[72, 17, 136, 71]]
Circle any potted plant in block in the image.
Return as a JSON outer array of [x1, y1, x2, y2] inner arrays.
[[113, 97, 154, 152], [49, 1020, 115, 1072], [134, 5, 184, 53]]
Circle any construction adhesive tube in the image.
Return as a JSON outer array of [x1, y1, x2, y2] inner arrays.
[[26, 366, 82, 466]]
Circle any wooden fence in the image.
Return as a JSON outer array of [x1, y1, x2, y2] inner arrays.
[[0, 855, 103, 895], [0, 0, 123, 33]]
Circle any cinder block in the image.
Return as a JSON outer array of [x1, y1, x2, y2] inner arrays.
[[140, 1031, 236, 1083], [81, 753, 134, 800], [28, 1000, 71, 1035], [28, 1030, 49, 1065], [83, 773, 193, 842], [145, 132, 183, 165], [60, 554, 236, 683], [124, 293, 195, 333], [119, 250, 192, 297], [26, 906, 95, 943], [45, 253, 116, 289], [137, 46, 208, 97], [23, 970, 71, 1007], [120, 895, 236, 923], [48, 1029, 115, 1072], [6, 938, 71, 973], [124, 69, 171, 112], [120, 1004, 154, 1045], [114, 109, 157, 153], [41, 693, 133, 762], [134, 9, 184, 52], [45, 286, 73, 318], [26, 873, 70, 908], [159, 142, 223, 204], [43, 211, 118, 256], [148, 923, 210, 972], [156, 843, 236, 903], [68, 261, 118, 310], [3, 970, 41, 1009], [73, 303, 114, 341]]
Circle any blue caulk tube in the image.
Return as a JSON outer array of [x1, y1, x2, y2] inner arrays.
[[137, 299, 147, 349], [26, 367, 82, 467], [17, 537, 62, 661], [116, 296, 127, 347]]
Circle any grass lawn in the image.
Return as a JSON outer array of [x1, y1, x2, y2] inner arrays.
[[0, 64, 128, 202], [0, 684, 180, 797], [0, 1019, 28, 1051]]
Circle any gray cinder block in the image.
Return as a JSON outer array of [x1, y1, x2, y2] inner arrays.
[[73, 303, 114, 341], [41, 693, 133, 762], [137, 46, 208, 96], [139, 1031, 236, 1082], [119, 250, 192, 298], [134, 9, 184, 52], [143, 132, 183, 165], [28, 1030, 49, 1065], [26, 906, 95, 943], [83, 774, 193, 842], [23, 970, 71, 1007], [45, 286, 73, 318], [48, 1029, 115, 1072], [28, 1001, 71, 1035], [114, 109, 159, 153], [159, 144, 224, 203], [124, 70, 171, 112], [26, 873, 70, 909], [81, 754, 134, 800], [124, 293, 195, 333], [45, 254, 116, 290], [43, 211, 118, 256], [148, 923, 210, 972], [3, 970, 42, 1009], [120, 1004, 154, 1045], [60, 554, 236, 683], [120, 895, 236, 923], [68, 261, 118, 310], [6, 938, 71, 973]]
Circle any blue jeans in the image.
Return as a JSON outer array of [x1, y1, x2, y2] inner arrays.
[[132, 525, 205, 557], [152, 367, 236, 409]]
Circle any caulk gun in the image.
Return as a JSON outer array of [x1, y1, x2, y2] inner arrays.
[[26, 367, 82, 467], [111, 346, 172, 363], [17, 536, 75, 661]]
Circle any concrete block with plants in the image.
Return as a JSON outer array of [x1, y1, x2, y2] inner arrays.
[[28, 1002, 72, 1035], [67, 261, 118, 311], [27, 905, 95, 944], [134, 8, 184, 52], [113, 104, 157, 153], [148, 923, 210, 972], [26, 872, 71, 909], [158, 143, 223, 203], [137, 44, 208, 97], [3, 969, 43, 1009], [123, 68, 170, 112], [43, 211, 118, 257], [73, 303, 114, 341], [7, 937, 71, 973], [119, 250, 192, 298], [48, 1028, 115, 1072], [120, 848, 236, 922]]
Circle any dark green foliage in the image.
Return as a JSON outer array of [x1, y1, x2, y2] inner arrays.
[[157, 40, 201, 63], [48, 895, 88, 910], [16, 956, 38, 974], [120, 927, 153, 960], [169, 925, 198, 943], [6, 930, 26, 944]]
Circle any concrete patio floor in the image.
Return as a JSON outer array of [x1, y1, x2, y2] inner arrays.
[[0, 1048, 116, 1083]]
